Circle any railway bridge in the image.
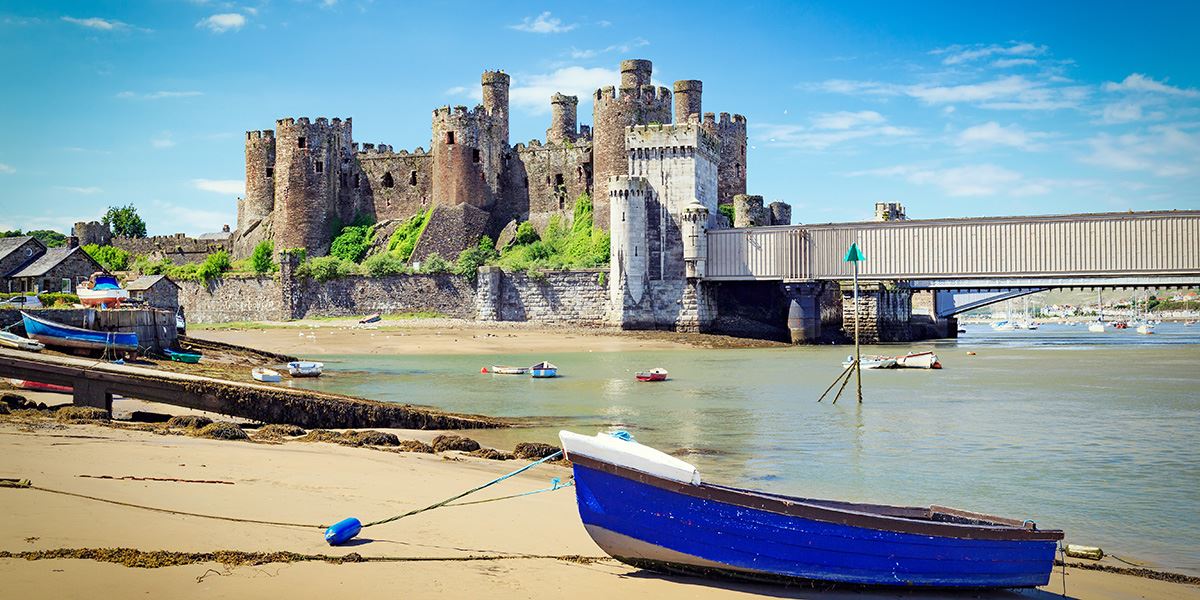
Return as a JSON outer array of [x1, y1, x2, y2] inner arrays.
[[697, 210, 1200, 343]]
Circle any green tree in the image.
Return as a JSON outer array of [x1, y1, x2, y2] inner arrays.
[[102, 204, 148, 238], [195, 250, 232, 283], [330, 224, 373, 263], [718, 203, 736, 225], [82, 244, 131, 271], [1, 229, 67, 247], [250, 240, 276, 274], [454, 236, 499, 277]]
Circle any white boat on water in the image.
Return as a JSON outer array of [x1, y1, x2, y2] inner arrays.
[[842, 355, 897, 369], [530, 361, 559, 378], [1136, 324, 1154, 335], [894, 351, 942, 369], [992, 320, 1016, 331], [1088, 321, 1107, 333], [0, 331, 44, 352], [287, 361, 324, 377], [252, 367, 282, 382], [489, 365, 529, 375]]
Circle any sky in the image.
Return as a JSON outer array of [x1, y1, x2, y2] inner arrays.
[[0, 0, 1198, 236]]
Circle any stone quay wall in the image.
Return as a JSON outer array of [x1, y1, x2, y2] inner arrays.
[[289, 273, 476, 320], [178, 276, 286, 323], [476, 267, 608, 325]]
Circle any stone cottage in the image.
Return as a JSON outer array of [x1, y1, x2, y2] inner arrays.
[[0, 236, 47, 292], [5, 238, 108, 294], [124, 274, 180, 313]]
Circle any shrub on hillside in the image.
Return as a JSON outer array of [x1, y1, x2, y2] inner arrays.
[[83, 244, 131, 271], [387, 208, 432, 263], [250, 240, 276, 274]]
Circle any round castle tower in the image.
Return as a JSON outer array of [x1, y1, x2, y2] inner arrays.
[[592, 59, 672, 230], [672, 80, 703, 124], [432, 71, 510, 209], [271, 116, 353, 254], [607, 175, 651, 317], [243, 129, 276, 223], [546, 93, 578, 144]]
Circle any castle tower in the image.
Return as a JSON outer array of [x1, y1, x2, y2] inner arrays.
[[681, 199, 709, 279], [481, 70, 510, 148], [271, 116, 353, 254], [702, 112, 748, 206], [592, 59, 673, 229], [608, 175, 650, 326], [546, 93, 578, 144], [431, 106, 492, 208], [243, 129, 276, 223], [673, 80, 703, 123]]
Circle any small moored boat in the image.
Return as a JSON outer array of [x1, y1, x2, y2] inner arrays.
[[77, 274, 129, 308], [559, 430, 1063, 588], [21, 311, 138, 354], [163, 347, 201, 364], [287, 361, 324, 377], [359, 313, 381, 324], [7, 378, 72, 394], [489, 365, 529, 375], [252, 367, 282, 383], [1136, 324, 1154, 335], [0, 331, 44, 352], [1088, 321, 1107, 333], [530, 361, 558, 378], [842, 355, 897, 369], [893, 351, 941, 369], [636, 368, 669, 382]]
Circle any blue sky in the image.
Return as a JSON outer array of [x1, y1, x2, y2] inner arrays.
[[0, 0, 1197, 236]]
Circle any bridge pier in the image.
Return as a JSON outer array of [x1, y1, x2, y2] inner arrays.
[[72, 380, 113, 414], [783, 282, 824, 343], [840, 282, 913, 343]]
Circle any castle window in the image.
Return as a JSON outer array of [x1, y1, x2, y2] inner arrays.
[[298, 137, 306, 149], [472, 149, 481, 163], [382, 172, 394, 188], [409, 170, 417, 185], [354, 174, 360, 187], [446, 131, 455, 145], [265, 167, 273, 178], [315, 160, 323, 173], [554, 173, 564, 187]]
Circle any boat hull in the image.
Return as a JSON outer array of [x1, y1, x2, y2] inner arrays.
[[531, 369, 557, 378], [568, 457, 1060, 588], [21, 312, 138, 353]]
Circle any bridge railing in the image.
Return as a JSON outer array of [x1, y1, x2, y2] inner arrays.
[[704, 210, 1200, 281]]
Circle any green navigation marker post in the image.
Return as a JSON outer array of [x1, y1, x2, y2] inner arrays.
[[844, 242, 865, 403]]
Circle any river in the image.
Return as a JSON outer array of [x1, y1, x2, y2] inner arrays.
[[290, 322, 1200, 575]]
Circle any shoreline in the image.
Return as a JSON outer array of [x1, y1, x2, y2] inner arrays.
[[187, 317, 789, 357], [1, 418, 1197, 599]]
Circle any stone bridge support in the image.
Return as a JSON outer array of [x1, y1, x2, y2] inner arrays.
[[840, 282, 913, 343], [782, 282, 824, 343]]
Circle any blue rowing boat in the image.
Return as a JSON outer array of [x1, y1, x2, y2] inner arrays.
[[21, 311, 138, 354], [559, 431, 1063, 588]]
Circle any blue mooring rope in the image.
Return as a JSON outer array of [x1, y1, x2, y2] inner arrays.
[[325, 450, 567, 545]]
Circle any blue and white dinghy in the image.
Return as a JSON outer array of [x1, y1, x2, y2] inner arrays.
[[558, 430, 1063, 588]]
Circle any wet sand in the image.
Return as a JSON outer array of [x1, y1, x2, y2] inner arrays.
[[1, 419, 1196, 599], [188, 318, 785, 357]]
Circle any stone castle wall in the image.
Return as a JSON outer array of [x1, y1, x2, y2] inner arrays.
[[476, 267, 608, 325], [289, 273, 476, 320], [355, 147, 433, 222], [178, 276, 286, 323], [111, 234, 232, 264]]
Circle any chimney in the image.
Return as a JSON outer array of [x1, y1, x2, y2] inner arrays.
[[67, 236, 79, 248], [222, 224, 231, 233]]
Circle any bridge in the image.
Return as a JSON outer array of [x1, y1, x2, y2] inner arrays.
[[699, 210, 1200, 342]]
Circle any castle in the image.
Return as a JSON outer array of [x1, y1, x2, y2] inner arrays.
[[226, 58, 791, 330]]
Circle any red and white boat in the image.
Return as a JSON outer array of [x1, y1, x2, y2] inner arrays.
[[76, 274, 128, 308], [7, 378, 72, 394], [635, 368, 669, 382], [893, 351, 942, 369]]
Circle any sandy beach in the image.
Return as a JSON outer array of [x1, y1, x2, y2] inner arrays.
[[1, 414, 1197, 600], [188, 318, 784, 357]]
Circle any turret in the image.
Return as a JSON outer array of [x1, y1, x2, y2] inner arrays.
[[673, 80, 703, 124], [681, 199, 709, 279], [546, 93, 578, 144], [481, 70, 510, 146], [243, 129, 276, 223], [620, 59, 653, 89], [702, 112, 748, 205], [608, 175, 651, 321]]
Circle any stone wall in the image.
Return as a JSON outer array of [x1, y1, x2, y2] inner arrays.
[[112, 234, 231, 264], [409, 204, 490, 263], [289, 273, 475, 320], [178, 277, 285, 323], [356, 148, 433, 222], [476, 268, 608, 325], [840, 284, 912, 343]]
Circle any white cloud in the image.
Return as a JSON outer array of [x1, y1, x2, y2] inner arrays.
[[509, 66, 620, 114], [812, 75, 1087, 111], [192, 179, 245, 195], [116, 90, 203, 100], [1096, 101, 1166, 125], [810, 110, 885, 130], [0, 163, 14, 174], [1103, 73, 1200, 98], [151, 132, 176, 149], [957, 122, 1045, 150], [907, 75, 1037, 104], [1081, 125, 1200, 177], [61, 16, 129, 31], [992, 58, 1037, 68], [57, 186, 103, 194], [849, 163, 1028, 197], [569, 37, 649, 60], [510, 12, 575, 34], [756, 112, 915, 151], [932, 42, 1047, 66], [197, 13, 246, 33], [443, 86, 469, 96]]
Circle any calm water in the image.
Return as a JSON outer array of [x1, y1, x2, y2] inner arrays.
[[290, 323, 1200, 574]]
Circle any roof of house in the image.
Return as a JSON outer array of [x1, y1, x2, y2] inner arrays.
[[197, 231, 232, 240], [125, 274, 180, 291], [0, 236, 44, 263], [9, 246, 105, 278]]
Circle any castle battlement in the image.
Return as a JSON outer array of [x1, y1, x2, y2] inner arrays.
[[355, 144, 430, 158], [246, 129, 275, 140], [481, 70, 509, 85], [274, 116, 353, 134]]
